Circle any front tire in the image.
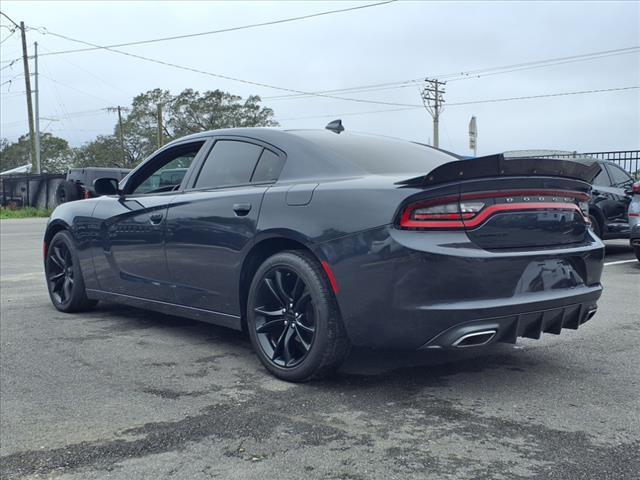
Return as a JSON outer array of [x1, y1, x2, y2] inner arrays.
[[589, 214, 602, 239], [247, 251, 350, 382], [45, 231, 97, 313], [634, 245, 640, 262]]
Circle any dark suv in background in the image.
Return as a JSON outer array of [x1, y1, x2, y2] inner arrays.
[[504, 151, 635, 240], [589, 160, 635, 239]]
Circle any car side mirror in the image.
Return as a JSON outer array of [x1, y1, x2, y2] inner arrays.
[[93, 177, 121, 196]]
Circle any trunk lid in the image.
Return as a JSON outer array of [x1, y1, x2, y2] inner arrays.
[[397, 154, 600, 249]]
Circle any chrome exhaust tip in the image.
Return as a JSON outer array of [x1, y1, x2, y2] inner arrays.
[[452, 329, 497, 347]]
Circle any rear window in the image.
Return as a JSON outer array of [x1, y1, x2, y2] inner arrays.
[[291, 131, 458, 175]]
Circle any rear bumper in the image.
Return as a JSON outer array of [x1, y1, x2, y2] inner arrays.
[[318, 226, 605, 349]]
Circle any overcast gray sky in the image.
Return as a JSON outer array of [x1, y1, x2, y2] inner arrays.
[[1, 0, 638, 156]]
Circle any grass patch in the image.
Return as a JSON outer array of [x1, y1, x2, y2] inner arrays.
[[0, 207, 52, 219]]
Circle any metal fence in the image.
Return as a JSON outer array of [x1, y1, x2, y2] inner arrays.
[[532, 150, 639, 177], [0, 173, 65, 209]]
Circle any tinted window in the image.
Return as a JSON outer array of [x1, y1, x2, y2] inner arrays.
[[592, 168, 611, 187], [606, 164, 632, 186], [130, 142, 203, 195], [291, 131, 457, 175], [251, 149, 285, 182], [194, 140, 262, 188]]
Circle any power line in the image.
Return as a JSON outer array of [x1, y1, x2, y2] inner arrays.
[[277, 85, 639, 121], [31, 1, 396, 56], [27, 28, 422, 108], [0, 11, 19, 28], [265, 46, 640, 101]]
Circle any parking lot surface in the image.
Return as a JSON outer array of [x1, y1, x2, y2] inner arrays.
[[1, 218, 639, 479]]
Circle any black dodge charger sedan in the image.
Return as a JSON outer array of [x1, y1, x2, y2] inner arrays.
[[43, 125, 605, 381]]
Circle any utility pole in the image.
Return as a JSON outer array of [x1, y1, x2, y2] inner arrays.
[[34, 41, 41, 173], [117, 106, 125, 164], [156, 104, 163, 149], [106, 106, 130, 166], [421, 78, 446, 148], [19, 21, 37, 171]]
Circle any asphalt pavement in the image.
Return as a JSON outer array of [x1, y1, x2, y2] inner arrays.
[[1, 218, 638, 480]]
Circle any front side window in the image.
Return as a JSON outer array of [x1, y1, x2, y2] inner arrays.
[[194, 140, 262, 189], [605, 164, 632, 187], [129, 142, 204, 195]]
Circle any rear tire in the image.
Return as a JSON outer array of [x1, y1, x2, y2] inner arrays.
[[55, 180, 81, 205], [45, 231, 97, 313], [247, 251, 350, 382], [589, 214, 602, 239]]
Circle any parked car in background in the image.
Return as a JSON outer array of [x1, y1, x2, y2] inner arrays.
[[44, 126, 605, 381], [504, 152, 635, 240], [589, 161, 635, 239], [629, 182, 640, 261], [56, 167, 131, 205]]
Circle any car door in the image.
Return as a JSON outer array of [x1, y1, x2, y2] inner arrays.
[[164, 137, 286, 316], [92, 140, 208, 301], [601, 163, 633, 234]]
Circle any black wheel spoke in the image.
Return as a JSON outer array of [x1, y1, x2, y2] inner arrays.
[[282, 326, 296, 365], [264, 278, 285, 307], [294, 290, 310, 311], [254, 306, 285, 317], [271, 326, 289, 360], [291, 276, 303, 302], [295, 317, 315, 334], [63, 278, 72, 301], [48, 271, 65, 282], [274, 270, 290, 304], [293, 325, 311, 351], [256, 318, 285, 334]]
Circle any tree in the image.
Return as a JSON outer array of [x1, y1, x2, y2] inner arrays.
[[0, 133, 74, 173], [74, 135, 126, 168], [74, 88, 279, 170]]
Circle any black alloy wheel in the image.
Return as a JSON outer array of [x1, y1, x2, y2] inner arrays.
[[247, 251, 350, 382], [45, 231, 97, 313], [47, 241, 75, 305], [253, 267, 316, 368]]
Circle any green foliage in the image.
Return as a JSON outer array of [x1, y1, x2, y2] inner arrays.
[[0, 133, 74, 173], [75, 88, 279, 169], [0, 207, 52, 219]]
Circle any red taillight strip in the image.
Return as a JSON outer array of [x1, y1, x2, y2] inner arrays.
[[462, 202, 582, 229], [401, 202, 584, 229]]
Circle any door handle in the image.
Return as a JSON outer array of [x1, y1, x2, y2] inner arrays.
[[233, 203, 252, 216], [149, 213, 164, 225]]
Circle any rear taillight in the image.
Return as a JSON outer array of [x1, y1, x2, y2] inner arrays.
[[632, 182, 640, 194], [401, 199, 484, 228], [399, 190, 588, 230]]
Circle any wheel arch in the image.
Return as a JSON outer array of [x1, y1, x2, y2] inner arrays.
[[589, 205, 606, 235], [239, 233, 326, 331], [44, 219, 72, 250]]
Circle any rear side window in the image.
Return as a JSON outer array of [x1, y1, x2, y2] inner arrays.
[[592, 168, 611, 187], [605, 164, 632, 186], [251, 149, 285, 183], [291, 130, 458, 175], [194, 140, 262, 189]]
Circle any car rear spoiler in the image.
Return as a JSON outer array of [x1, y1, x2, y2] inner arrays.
[[397, 153, 602, 187]]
